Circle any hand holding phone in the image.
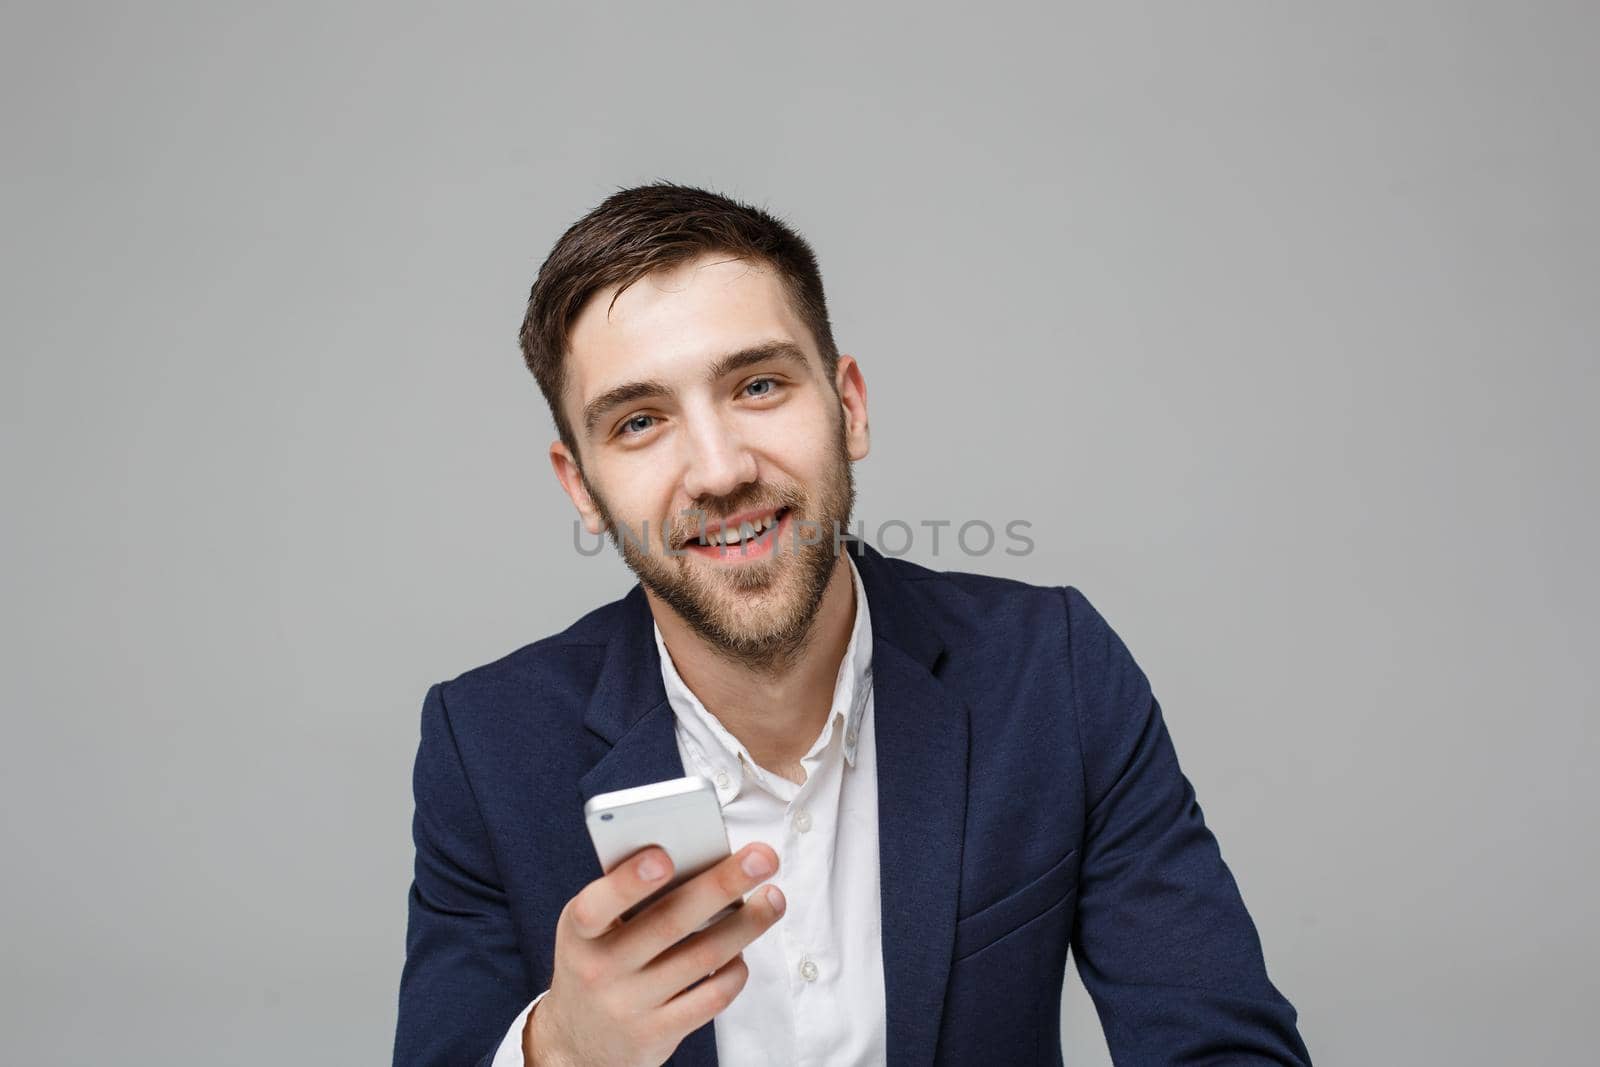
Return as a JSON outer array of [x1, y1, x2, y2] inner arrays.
[[584, 776, 739, 926], [522, 778, 786, 1067]]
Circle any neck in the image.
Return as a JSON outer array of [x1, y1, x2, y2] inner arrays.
[[649, 556, 857, 779]]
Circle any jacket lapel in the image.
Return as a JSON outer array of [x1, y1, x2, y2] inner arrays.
[[852, 539, 970, 1067], [573, 585, 718, 1067], [574, 542, 970, 1067]]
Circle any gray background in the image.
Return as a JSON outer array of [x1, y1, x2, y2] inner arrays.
[[3, 2, 1595, 1064]]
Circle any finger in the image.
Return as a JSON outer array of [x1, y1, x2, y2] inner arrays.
[[639, 884, 786, 1004], [612, 843, 779, 968], [564, 846, 675, 940], [656, 953, 750, 1036]]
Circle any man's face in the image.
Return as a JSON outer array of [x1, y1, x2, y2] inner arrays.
[[550, 253, 870, 667]]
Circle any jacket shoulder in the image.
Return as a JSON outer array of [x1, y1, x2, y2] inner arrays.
[[428, 588, 635, 731], [871, 553, 1128, 698], [878, 552, 1077, 633], [889, 550, 1075, 617]]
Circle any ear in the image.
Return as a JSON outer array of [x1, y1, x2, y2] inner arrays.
[[835, 354, 870, 461], [549, 440, 606, 535]]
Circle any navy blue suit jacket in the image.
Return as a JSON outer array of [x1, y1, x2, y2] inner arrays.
[[395, 538, 1310, 1066]]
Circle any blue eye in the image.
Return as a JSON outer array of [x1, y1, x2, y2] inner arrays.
[[745, 377, 777, 398], [620, 414, 655, 437]]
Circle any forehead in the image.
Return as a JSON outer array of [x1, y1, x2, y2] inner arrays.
[[564, 253, 816, 412]]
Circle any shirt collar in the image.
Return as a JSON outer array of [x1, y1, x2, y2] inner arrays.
[[834, 550, 874, 766], [652, 552, 875, 778]]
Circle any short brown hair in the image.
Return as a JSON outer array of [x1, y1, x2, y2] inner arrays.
[[518, 182, 841, 458]]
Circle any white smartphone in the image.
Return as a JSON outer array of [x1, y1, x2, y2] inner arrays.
[[583, 775, 737, 925]]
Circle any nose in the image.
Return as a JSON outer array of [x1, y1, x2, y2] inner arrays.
[[680, 410, 758, 503]]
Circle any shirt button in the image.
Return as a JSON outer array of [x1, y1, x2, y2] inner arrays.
[[793, 809, 813, 833], [798, 957, 819, 982], [714, 771, 731, 790], [845, 728, 859, 747]]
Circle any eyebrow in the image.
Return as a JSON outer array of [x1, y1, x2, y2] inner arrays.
[[581, 340, 811, 439]]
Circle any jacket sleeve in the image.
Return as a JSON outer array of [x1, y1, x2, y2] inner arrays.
[[490, 993, 551, 1067], [1063, 587, 1312, 1065], [394, 682, 534, 1067]]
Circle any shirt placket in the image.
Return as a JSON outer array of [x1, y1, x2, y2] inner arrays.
[[783, 725, 848, 1067]]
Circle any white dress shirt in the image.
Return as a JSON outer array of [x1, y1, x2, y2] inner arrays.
[[494, 553, 887, 1066]]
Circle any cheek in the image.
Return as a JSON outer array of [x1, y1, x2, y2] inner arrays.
[[762, 400, 836, 461], [587, 462, 663, 519], [764, 438, 838, 492]]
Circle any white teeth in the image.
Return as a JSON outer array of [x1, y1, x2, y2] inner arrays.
[[720, 521, 754, 545], [697, 510, 780, 547]]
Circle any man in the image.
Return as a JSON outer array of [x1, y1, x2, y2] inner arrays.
[[394, 182, 1311, 1066]]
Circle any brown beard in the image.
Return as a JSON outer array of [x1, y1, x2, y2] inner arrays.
[[586, 413, 856, 675]]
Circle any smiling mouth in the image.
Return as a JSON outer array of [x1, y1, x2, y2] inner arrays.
[[691, 506, 792, 548]]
